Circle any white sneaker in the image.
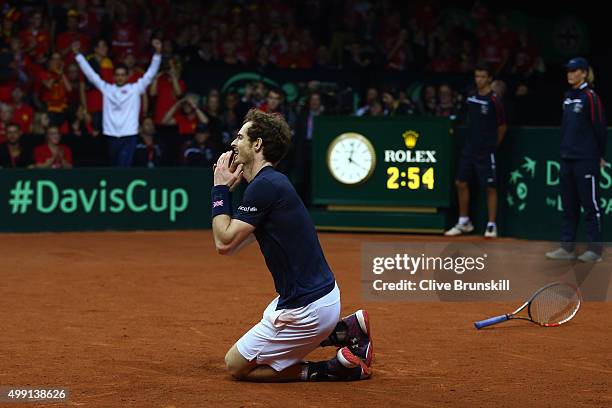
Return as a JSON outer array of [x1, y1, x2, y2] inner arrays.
[[484, 225, 498, 238], [444, 221, 474, 236], [545, 247, 576, 260], [577, 250, 602, 263]]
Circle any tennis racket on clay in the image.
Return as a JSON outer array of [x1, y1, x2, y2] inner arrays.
[[474, 281, 581, 329]]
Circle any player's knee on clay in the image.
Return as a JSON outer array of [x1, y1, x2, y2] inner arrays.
[[224, 346, 248, 379]]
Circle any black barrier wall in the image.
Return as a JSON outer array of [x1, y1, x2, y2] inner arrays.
[[1, 125, 611, 240]]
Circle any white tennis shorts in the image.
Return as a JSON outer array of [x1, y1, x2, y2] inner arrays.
[[236, 282, 341, 371]]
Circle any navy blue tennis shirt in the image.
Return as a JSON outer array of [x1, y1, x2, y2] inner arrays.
[[464, 91, 505, 156], [561, 82, 607, 159], [234, 166, 335, 310]]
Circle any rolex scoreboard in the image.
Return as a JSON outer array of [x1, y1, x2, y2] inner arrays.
[[312, 116, 454, 209]]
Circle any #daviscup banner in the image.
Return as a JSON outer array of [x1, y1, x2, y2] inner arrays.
[[0, 168, 214, 232]]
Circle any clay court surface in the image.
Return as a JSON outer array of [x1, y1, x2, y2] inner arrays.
[[1, 231, 610, 407]]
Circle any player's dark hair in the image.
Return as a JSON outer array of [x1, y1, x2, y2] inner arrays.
[[474, 61, 493, 76], [243, 108, 291, 165]]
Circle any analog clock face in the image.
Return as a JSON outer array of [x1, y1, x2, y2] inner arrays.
[[327, 133, 376, 185]]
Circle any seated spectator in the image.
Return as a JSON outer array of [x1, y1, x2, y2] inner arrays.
[[150, 57, 186, 125], [203, 90, 221, 119], [365, 100, 384, 116], [39, 52, 72, 125], [313, 45, 336, 70], [0, 123, 32, 168], [181, 123, 219, 167], [67, 104, 107, 167], [1, 12, 17, 46], [186, 36, 218, 67], [9, 87, 33, 133], [510, 32, 539, 78], [259, 88, 296, 129], [418, 84, 437, 115], [254, 46, 275, 71], [64, 62, 83, 109], [56, 9, 90, 64], [355, 87, 379, 116], [478, 24, 509, 74], [220, 92, 249, 141], [381, 88, 416, 116], [344, 41, 372, 70], [384, 29, 410, 71], [161, 94, 209, 137], [398, 90, 418, 112], [259, 88, 282, 114], [19, 10, 50, 60], [133, 118, 162, 168], [9, 37, 31, 84], [427, 44, 456, 73], [457, 39, 476, 73], [0, 103, 14, 143], [34, 125, 73, 168], [278, 39, 312, 69], [220, 41, 245, 67], [435, 84, 461, 119], [241, 81, 267, 109], [30, 111, 50, 138], [122, 50, 144, 82], [110, 2, 138, 58], [233, 27, 254, 64]]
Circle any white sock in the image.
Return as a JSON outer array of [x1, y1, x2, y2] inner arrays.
[[458, 216, 470, 225], [487, 221, 496, 228]]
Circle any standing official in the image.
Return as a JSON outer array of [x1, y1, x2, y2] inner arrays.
[[546, 58, 607, 262], [445, 63, 507, 238], [73, 39, 162, 167]]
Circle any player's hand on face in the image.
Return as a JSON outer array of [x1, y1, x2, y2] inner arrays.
[[214, 151, 243, 188], [228, 169, 243, 192]]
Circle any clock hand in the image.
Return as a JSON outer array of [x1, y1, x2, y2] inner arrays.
[[350, 161, 368, 171], [347, 143, 356, 163]]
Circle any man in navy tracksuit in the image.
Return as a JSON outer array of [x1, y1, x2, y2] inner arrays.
[[546, 57, 607, 262], [445, 63, 507, 238]]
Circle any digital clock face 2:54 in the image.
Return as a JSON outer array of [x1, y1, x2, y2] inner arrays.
[[327, 132, 376, 185]]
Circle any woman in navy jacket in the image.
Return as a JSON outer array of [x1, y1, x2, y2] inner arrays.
[[547, 57, 607, 262]]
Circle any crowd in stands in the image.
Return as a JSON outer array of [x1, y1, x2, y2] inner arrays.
[[0, 0, 552, 172]]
